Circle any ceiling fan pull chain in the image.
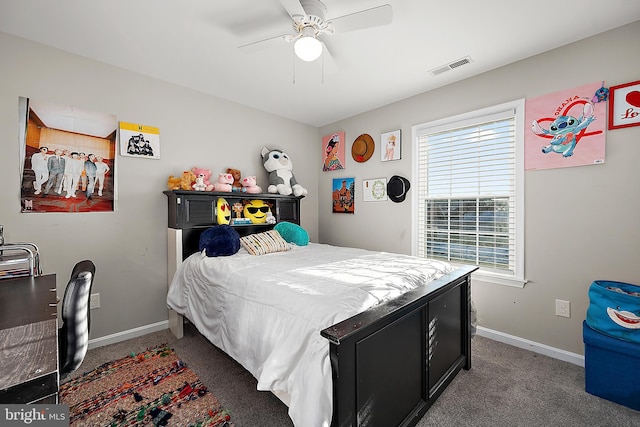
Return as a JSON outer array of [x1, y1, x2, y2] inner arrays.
[[292, 49, 296, 84]]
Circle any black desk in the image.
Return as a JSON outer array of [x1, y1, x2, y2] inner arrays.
[[0, 274, 58, 403]]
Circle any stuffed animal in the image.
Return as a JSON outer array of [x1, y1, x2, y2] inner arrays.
[[241, 176, 262, 194], [261, 147, 308, 197], [265, 211, 276, 225], [167, 175, 181, 190], [211, 172, 234, 192], [180, 170, 196, 190], [192, 175, 208, 191], [191, 167, 213, 191], [226, 168, 242, 189], [167, 170, 196, 190]]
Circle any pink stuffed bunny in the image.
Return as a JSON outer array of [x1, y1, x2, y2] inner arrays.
[[211, 173, 233, 192], [241, 176, 262, 194]]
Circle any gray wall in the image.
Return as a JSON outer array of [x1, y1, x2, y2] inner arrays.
[[2, 22, 638, 356], [318, 21, 640, 355], [0, 31, 319, 340]]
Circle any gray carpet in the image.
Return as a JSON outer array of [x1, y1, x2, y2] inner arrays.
[[72, 323, 639, 426]]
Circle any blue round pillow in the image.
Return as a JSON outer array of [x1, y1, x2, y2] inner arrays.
[[198, 225, 241, 257], [274, 221, 309, 246]]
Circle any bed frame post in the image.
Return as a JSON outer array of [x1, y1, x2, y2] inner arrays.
[[167, 228, 184, 338], [322, 266, 477, 427]]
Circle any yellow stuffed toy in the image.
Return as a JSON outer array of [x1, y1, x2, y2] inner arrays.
[[167, 175, 181, 190], [167, 170, 196, 191], [180, 170, 196, 190]]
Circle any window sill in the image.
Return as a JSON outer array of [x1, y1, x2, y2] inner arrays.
[[469, 270, 527, 288]]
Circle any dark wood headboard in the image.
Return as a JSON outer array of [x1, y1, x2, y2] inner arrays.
[[163, 190, 303, 260]]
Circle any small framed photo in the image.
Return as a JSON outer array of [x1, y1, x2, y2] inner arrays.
[[119, 122, 161, 159], [608, 80, 640, 130], [381, 130, 401, 161]]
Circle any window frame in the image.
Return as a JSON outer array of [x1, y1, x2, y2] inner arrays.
[[411, 99, 526, 287]]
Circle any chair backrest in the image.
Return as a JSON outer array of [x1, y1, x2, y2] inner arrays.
[[59, 260, 96, 377]]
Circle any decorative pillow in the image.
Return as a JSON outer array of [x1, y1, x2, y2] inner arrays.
[[240, 230, 291, 256], [273, 221, 309, 246], [198, 225, 241, 257]]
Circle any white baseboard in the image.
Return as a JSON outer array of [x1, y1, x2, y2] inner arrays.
[[476, 326, 585, 367], [86, 322, 585, 367], [87, 320, 169, 350]]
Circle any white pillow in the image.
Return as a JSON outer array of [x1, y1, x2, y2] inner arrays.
[[240, 230, 291, 256]]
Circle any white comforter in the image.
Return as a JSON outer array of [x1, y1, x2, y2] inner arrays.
[[166, 243, 455, 427]]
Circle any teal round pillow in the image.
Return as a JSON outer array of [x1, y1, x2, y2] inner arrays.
[[274, 222, 309, 246]]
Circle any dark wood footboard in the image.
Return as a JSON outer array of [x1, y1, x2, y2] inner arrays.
[[321, 265, 477, 427]]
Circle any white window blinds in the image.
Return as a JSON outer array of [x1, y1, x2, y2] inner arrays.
[[414, 100, 525, 284]]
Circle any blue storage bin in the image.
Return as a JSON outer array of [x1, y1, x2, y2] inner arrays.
[[586, 280, 640, 343], [583, 321, 640, 410]]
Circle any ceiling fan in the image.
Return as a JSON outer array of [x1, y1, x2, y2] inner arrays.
[[239, 0, 393, 65]]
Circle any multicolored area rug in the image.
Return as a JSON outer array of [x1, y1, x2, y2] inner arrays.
[[60, 344, 233, 426]]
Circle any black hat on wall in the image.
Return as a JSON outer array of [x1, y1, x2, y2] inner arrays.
[[387, 175, 411, 203]]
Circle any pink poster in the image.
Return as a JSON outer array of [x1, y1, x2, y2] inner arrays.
[[525, 82, 606, 170], [322, 131, 346, 171]]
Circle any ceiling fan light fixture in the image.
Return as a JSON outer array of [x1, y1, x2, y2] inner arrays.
[[294, 27, 322, 62]]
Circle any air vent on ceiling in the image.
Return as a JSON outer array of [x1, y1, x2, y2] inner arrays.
[[429, 56, 473, 76]]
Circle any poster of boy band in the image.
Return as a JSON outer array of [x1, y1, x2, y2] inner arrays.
[[19, 98, 117, 213]]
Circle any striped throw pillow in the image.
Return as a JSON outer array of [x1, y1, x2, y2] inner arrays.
[[240, 230, 291, 256]]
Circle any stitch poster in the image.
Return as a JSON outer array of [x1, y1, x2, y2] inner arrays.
[[525, 82, 606, 170]]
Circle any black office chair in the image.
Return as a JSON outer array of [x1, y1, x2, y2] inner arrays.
[[58, 260, 96, 379]]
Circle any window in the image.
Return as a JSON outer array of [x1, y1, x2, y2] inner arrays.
[[412, 100, 525, 287]]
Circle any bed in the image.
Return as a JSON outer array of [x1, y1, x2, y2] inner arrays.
[[166, 228, 476, 427]]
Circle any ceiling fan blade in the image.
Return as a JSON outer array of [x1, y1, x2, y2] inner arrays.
[[321, 42, 338, 75], [329, 4, 393, 34], [238, 34, 288, 53], [279, 0, 306, 18]]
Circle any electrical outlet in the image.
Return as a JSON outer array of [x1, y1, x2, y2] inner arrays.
[[90, 293, 100, 310], [555, 299, 570, 318]]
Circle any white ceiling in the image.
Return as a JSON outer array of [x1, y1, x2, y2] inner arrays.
[[1, 1, 639, 127]]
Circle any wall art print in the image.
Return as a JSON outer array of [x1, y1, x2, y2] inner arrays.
[[525, 81, 605, 170], [362, 178, 388, 202], [119, 121, 160, 159], [322, 131, 345, 171], [608, 80, 640, 130], [381, 130, 401, 161], [332, 177, 355, 213], [19, 97, 117, 213]]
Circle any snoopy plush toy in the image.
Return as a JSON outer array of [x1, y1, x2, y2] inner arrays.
[[261, 147, 308, 197]]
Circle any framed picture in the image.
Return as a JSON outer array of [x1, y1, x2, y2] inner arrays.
[[18, 97, 118, 213], [332, 177, 355, 213], [119, 122, 161, 159], [525, 81, 605, 170], [381, 130, 401, 161], [608, 80, 640, 130], [322, 131, 346, 171], [362, 178, 387, 202]]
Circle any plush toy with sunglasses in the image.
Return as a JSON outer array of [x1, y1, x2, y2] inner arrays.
[[243, 199, 272, 224]]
